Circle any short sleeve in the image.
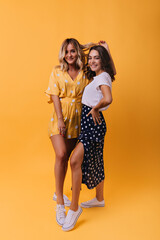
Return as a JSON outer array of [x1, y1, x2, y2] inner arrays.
[[45, 68, 60, 103], [95, 72, 112, 91]]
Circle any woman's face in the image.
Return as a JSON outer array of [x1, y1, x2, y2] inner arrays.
[[64, 43, 78, 65], [88, 50, 102, 75]]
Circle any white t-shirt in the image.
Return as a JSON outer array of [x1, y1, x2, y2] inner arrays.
[[82, 72, 112, 111]]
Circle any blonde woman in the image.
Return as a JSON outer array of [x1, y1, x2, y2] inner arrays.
[[45, 38, 94, 226]]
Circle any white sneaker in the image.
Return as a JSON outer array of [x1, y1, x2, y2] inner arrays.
[[80, 197, 105, 208], [53, 193, 71, 207], [56, 204, 66, 226], [62, 206, 83, 231]]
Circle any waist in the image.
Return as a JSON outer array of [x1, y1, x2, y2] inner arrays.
[[60, 96, 81, 103]]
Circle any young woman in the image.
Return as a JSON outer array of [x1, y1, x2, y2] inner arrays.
[[45, 38, 94, 226], [62, 45, 116, 231]]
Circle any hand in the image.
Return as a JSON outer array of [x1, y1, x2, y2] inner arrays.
[[58, 118, 66, 137], [98, 40, 110, 53], [87, 108, 101, 126]]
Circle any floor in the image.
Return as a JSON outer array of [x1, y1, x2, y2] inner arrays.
[[1, 148, 160, 240]]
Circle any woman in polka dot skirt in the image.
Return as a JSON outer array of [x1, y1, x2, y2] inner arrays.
[[62, 43, 116, 231], [45, 38, 95, 226]]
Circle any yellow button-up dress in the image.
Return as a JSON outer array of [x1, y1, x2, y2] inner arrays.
[[45, 66, 89, 139]]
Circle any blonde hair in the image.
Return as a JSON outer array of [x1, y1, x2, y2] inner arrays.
[[58, 38, 95, 71]]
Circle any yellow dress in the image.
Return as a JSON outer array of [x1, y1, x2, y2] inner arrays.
[[45, 66, 89, 139]]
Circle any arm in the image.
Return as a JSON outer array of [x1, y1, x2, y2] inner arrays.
[[98, 41, 116, 75], [51, 95, 66, 136], [87, 85, 112, 125]]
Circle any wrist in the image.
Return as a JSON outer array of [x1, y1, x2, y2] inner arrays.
[[93, 106, 99, 111], [58, 116, 63, 120]]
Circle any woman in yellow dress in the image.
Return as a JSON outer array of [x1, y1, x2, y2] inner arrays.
[[45, 38, 94, 226]]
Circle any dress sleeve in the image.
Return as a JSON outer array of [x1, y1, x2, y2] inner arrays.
[[95, 73, 112, 91], [45, 68, 60, 103]]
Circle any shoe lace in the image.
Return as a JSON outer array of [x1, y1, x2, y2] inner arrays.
[[56, 206, 66, 219], [64, 210, 74, 224]]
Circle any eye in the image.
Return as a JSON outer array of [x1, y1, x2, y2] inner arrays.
[[71, 49, 76, 53], [66, 50, 68, 54]]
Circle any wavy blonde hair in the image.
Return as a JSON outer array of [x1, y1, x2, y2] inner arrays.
[[58, 38, 95, 71]]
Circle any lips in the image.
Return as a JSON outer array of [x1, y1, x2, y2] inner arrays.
[[67, 58, 74, 61], [90, 65, 98, 69]]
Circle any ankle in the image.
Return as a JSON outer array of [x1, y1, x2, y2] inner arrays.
[[70, 204, 78, 212], [96, 196, 104, 202], [57, 195, 64, 205]]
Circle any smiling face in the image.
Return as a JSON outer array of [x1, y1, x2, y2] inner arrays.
[[64, 43, 78, 66], [88, 49, 103, 75]]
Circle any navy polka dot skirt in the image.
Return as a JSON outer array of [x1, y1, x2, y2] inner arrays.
[[78, 104, 107, 189]]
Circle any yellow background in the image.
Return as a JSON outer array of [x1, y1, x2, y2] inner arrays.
[[0, 0, 160, 239]]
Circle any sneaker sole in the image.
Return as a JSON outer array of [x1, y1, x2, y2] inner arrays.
[[62, 208, 83, 231], [56, 217, 64, 226], [80, 203, 105, 208]]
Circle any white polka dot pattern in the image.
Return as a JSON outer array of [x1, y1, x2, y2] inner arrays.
[[45, 67, 90, 138], [78, 105, 107, 189]]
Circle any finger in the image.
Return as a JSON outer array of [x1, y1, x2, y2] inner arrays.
[[86, 111, 91, 117], [96, 117, 101, 125], [95, 117, 99, 125], [59, 127, 64, 135], [62, 130, 66, 135], [61, 128, 65, 135], [95, 117, 99, 124], [98, 114, 102, 123], [62, 127, 66, 132], [93, 117, 97, 126]]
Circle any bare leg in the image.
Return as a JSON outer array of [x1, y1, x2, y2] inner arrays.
[[70, 142, 84, 211], [51, 135, 77, 205], [96, 180, 104, 201], [64, 138, 77, 179]]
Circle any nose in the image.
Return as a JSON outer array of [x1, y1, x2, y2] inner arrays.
[[68, 51, 71, 57], [90, 59, 95, 65]]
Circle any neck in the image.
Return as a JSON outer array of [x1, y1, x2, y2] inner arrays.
[[95, 69, 104, 76], [68, 64, 78, 71]]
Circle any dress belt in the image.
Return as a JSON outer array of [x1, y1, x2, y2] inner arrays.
[[60, 97, 81, 103]]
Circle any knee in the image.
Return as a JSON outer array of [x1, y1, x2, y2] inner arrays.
[[70, 156, 80, 170], [56, 151, 67, 164]]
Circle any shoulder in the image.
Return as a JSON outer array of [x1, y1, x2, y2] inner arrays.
[[50, 66, 67, 79], [94, 72, 112, 89], [95, 72, 111, 82], [51, 65, 62, 74], [97, 72, 112, 86], [100, 72, 112, 82]]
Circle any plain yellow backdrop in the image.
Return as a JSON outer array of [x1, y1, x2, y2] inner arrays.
[[0, 0, 160, 239]]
